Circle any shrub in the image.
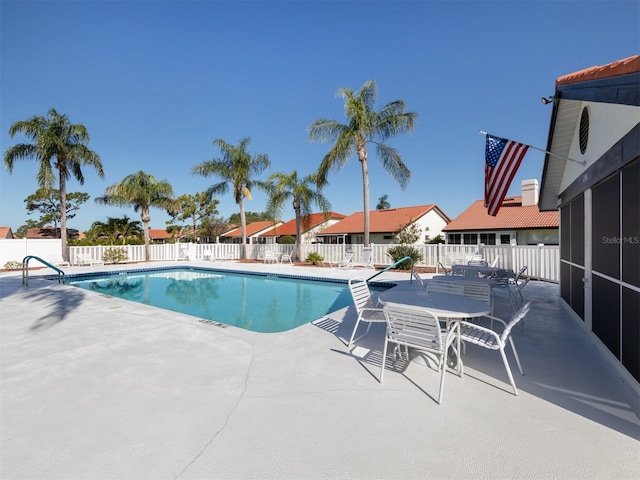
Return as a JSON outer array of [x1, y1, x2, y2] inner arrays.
[[427, 234, 445, 244], [278, 235, 295, 244], [386, 245, 422, 270], [305, 252, 324, 265], [4, 261, 22, 270], [102, 247, 128, 264]]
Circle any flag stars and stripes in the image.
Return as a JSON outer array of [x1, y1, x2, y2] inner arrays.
[[484, 134, 529, 217]]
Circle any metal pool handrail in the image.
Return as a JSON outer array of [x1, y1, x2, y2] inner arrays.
[[367, 255, 413, 284], [22, 255, 65, 286]]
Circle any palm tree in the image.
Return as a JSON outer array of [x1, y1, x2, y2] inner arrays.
[[376, 194, 391, 210], [4, 108, 104, 262], [95, 171, 174, 261], [192, 137, 270, 259], [308, 80, 417, 246], [91, 215, 142, 245], [265, 170, 331, 261]]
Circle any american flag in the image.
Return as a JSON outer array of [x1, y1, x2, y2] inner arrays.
[[484, 134, 529, 216]]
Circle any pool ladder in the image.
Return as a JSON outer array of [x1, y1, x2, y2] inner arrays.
[[22, 255, 65, 286]]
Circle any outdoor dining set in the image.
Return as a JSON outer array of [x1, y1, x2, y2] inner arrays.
[[347, 257, 531, 405]]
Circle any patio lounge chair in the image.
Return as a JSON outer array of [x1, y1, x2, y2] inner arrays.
[[335, 252, 354, 269], [75, 253, 104, 266], [47, 257, 70, 268], [381, 302, 461, 404], [347, 277, 386, 348], [458, 301, 531, 395], [175, 249, 188, 261], [349, 247, 374, 269]]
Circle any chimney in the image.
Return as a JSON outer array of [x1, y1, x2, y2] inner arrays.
[[521, 179, 539, 206]]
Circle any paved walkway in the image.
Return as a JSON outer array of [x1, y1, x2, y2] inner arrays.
[[1, 261, 638, 479]]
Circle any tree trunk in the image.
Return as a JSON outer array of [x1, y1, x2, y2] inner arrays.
[[358, 139, 370, 247], [59, 170, 69, 262], [142, 208, 151, 261], [239, 199, 247, 259], [294, 205, 302, 262]]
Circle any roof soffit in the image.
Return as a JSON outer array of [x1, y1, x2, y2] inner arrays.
[[539, 99, 582, 210]]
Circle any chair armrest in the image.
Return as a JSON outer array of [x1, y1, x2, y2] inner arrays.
[[456, 320, 501, 340]]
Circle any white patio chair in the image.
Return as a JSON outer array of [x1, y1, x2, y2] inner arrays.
[[458, 301, 531, 395], [263, 251, 278, 264], [468, 259, 489, 267], [424, 280, 465, 324], [451, 265, 478, 277], [425, 279, 465, 296], [280, 250, 293, 264], [462, 282, 494, 315], [347, 277, 386, 348], [381, 302, 461, 404]]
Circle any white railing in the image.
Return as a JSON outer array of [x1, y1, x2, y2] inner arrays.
[[1, 239, 559, 282]]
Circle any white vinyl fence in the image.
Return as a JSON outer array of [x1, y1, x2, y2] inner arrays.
[[1, 239, 559, 282]]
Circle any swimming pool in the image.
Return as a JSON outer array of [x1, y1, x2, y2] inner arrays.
[[65, 267, 392, 333]]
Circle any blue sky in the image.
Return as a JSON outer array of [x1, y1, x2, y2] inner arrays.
[[1, 0, 638, 232]]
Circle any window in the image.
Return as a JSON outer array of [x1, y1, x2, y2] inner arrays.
[[448, 233, 461, 244], [463, 233, 477, 245], [479, 233, 496, 245], [500, 234, 511, 245]]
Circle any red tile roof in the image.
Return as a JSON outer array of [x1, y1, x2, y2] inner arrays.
[[260, 212, 347, 237], [26, 227, 82, 239], [443, 197, 559, 231], [149, 229, 173, 240], [223, 220, 281, 237], [320, 205, 448, 235], [0, 226, 13, 239], [556, 55, 640, 86]]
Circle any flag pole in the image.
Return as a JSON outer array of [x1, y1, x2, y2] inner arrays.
[[479, 131, 586, 166]]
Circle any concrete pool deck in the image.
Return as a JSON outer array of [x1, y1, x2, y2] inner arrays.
[[1, 260, 638, 479]]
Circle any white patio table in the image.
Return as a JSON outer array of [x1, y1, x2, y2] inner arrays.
[[451, 265, 514, 279], [378, 289, 491, 370], [378, 289, 491, 320], [431, 275, 501, 288]]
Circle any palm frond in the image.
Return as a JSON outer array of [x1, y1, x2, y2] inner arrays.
[[375, 142, 411, 189]]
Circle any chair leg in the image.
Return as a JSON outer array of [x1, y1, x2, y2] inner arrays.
[[508, 337, 524, 375], [380, 336, 388, 383], [437, 353, 446, 404], [499, 347, 519, 396], [348, 318, 363, 347]]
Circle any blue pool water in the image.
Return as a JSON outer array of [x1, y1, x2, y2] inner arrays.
[[65, 267, 390, 333]]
